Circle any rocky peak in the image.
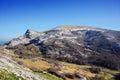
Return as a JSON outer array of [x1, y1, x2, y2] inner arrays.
[[24, 29, 40, 39], [7, 29, 42, 47]]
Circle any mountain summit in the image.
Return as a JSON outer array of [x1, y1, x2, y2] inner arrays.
[[24, 29, 41, 39], [7, 25, 120, 70], [8, 29, 42, 47]]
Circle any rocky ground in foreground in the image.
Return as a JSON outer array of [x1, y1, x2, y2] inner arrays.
[[0, 47, 47, 80]]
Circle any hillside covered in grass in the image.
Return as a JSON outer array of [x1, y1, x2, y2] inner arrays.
[[1, 45, 120, 80]]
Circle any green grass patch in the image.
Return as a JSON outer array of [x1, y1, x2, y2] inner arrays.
[[34, 72, 61, 80], [0, 70, 24, 80]]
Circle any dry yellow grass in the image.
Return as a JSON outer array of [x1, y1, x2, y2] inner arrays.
[[0, 47, 17, 57], [58, 26, 79, 31], [39, 32, 45, 35], [56, 25, 92, 31], [99, 68, 119, 80], [15, 58, 120, 80], [60, 62, 120, 79], [18, 59, 51, 70], [16, 58, 96, 77], [60, 62, 96, 77], [1, 48, 119, 80]]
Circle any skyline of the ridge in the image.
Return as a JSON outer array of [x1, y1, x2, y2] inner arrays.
[[0, 0, 120, 41]]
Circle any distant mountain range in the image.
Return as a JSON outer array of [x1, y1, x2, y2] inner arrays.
[[0, 41, 7, 45], [7, 25, 120, 70]]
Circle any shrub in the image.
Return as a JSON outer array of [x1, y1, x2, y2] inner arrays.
[[17, 61, 23, 65], [31, 67, 43, 73], [89, 67, 101, 74], [64, 73, 75, 79], [11, 44, 42, 58], [90, 75, 104, 80], [88, 53, 120, 70], [74, 72, 82, 78], [114, 73, 120, 80], [47, 68, 66, 80]]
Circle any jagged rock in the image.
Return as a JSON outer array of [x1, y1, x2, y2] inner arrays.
[[7, 29, 43, 47], [25, 29, 41, 39]]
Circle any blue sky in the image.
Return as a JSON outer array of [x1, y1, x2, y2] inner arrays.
[[0, 0, 120, 41]]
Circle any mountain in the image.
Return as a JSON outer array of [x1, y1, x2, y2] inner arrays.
[[0, 41, 4, 45], [7, 25, 120, 70]]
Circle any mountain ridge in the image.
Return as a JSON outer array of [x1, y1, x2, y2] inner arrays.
[[7, 25, 120, 70]]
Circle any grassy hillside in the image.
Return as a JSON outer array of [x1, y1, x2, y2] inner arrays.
[[15, 57, 120, 80], [1, 46, 120, 80], [0, 70, 24, 80]]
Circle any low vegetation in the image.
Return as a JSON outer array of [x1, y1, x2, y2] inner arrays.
[[88, 54, 120, 70], [34, 72, 61, 80], [7, 44, 42, 58], [3, 46, 120, 80], [0, 70, 24, 80], [17, 58, 51, 70], [14, 57, 120, 80]]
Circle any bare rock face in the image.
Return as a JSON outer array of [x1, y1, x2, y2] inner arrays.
[[7, 29, 42, 47], [31, 26, 120, 56], [7, 26, 120, 70], [25, 29, 41, 39]]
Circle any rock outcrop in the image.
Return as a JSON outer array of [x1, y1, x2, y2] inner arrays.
[[0, 49, 46, 80], [8, 29, 43, 47]]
